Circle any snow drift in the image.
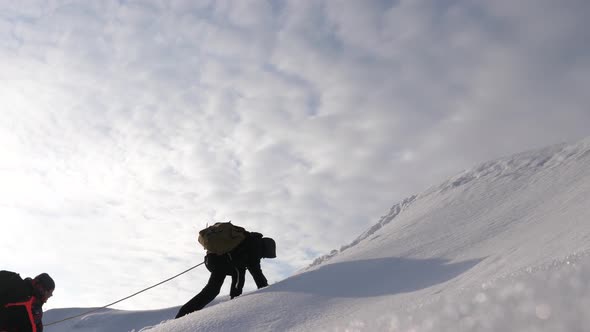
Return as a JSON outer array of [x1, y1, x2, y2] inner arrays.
[[45, 137, 590, 331]]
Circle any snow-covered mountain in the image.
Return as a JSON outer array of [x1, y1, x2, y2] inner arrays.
[[45, 137, 590, 331]]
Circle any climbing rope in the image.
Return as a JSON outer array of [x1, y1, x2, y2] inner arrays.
[[45, 261, 205, 327]]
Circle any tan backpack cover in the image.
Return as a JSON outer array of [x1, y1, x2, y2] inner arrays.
[[198, 222, 247, 255]]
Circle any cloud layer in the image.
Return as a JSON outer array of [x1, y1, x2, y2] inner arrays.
[[1, 0, 589, 310]]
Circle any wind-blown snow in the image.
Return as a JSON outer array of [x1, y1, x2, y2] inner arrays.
[[44, 137, 590, 331]]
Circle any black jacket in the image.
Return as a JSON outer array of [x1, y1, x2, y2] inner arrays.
[[0, 271, 44, 332], [205, 232, 269, 297]]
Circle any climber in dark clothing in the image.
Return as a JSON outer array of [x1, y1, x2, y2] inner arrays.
[[0, 271, 55, 332], [175, 232, 276, 318]]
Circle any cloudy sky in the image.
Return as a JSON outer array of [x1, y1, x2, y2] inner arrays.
[[1, 0, 589, 311]]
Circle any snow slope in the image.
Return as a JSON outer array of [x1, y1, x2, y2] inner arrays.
[[44, 137, 590, 331]]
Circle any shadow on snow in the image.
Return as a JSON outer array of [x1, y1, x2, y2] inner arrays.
[[262, 257, 483, 298]]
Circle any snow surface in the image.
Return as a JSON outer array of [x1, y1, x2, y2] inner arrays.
[[44, 137, 590, 331]]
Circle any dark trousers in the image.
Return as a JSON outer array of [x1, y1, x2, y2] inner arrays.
[[175, 269, 238, 318], [246, 261, 268, 289]]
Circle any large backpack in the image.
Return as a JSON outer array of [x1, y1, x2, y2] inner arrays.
[[0, 270, 28, 307], [198, 222, 247, 255]]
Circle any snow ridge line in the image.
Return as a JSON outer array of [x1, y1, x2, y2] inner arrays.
[[435, 138, 590, 194], [306, 195, 417, 269]]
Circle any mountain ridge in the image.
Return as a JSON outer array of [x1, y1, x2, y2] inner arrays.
[[306, 137, 590, 271]]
